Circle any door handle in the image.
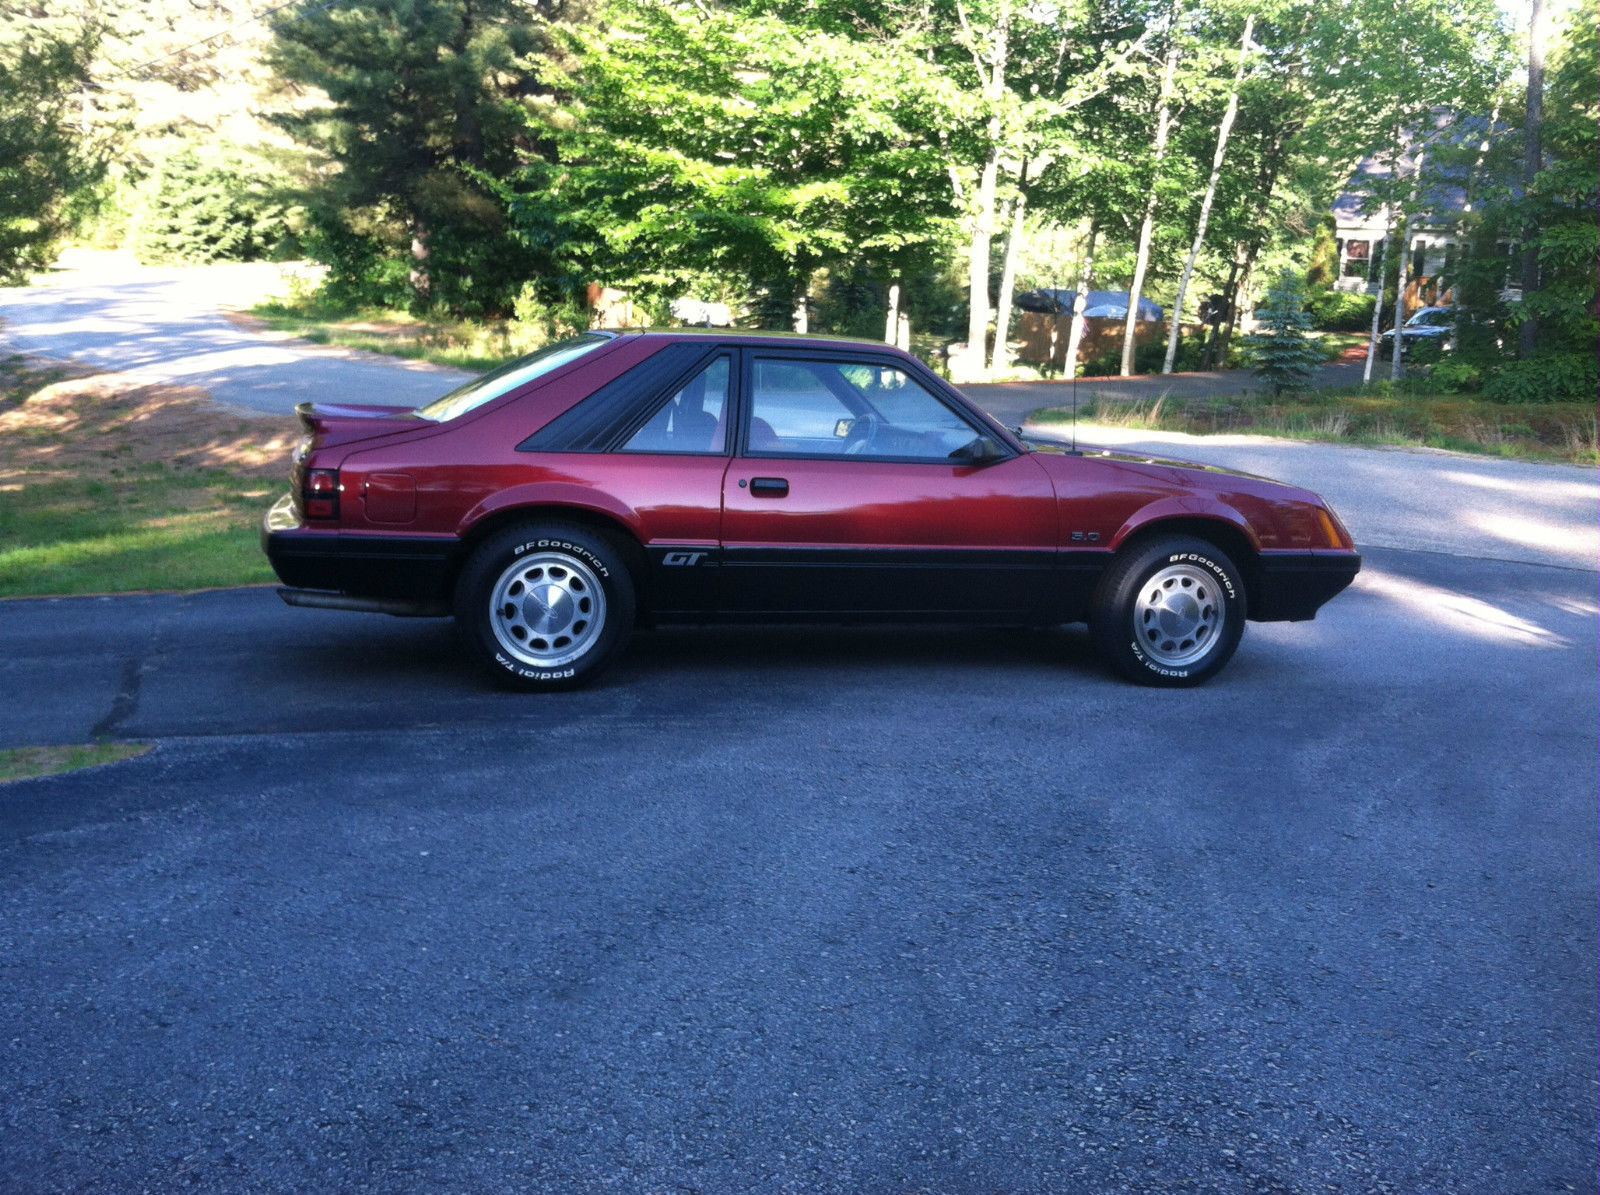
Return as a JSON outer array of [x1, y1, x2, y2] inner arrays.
[[749, 477, 789, 498]]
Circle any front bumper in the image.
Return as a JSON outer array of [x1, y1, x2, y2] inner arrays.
[[1252, 551, 1361, 622], [261, 495, 459, 601]]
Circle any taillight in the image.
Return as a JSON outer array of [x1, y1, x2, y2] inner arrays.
[[303, 468, 340, 520]]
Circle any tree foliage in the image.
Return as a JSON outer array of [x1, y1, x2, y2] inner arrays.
[[0, 25, 98, 281], [130, 148, 297, 264], [267, 0, 551, 314], [509, 0, 951, 320]]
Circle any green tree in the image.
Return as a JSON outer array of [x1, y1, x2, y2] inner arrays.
[[0, 25, 97, 280], [268, 0, 548, 314], [1244, 269, 1320, 393], [130, 147, 297, 264], [517, 0, 951, 328], [1483, 0, 1598, 402]]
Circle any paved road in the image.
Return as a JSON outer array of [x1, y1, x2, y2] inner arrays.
[[0, 253, 471, 413]]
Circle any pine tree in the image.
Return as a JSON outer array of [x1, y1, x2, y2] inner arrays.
[[131, 148, 296, 264], [1245, 270, 1321, 395], [267, 0, 546, 314]]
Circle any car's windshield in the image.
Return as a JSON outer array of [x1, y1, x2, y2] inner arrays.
[[1407, 310, 1452, 328], [416, 335, 610, 422]]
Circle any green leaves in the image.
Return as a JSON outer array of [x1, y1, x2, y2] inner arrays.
[[516, 0, 952, 301], [0, 31, 97, 281]]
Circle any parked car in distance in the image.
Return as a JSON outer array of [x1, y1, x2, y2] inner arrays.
[[1380, 306, 1455, 357], [263, 330, 1360, 689]]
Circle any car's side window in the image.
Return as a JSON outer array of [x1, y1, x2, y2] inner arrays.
[[621, 357, 730, 454], [747, 357, 994, 462]]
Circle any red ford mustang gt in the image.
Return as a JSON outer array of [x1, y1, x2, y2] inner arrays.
[[263, 330, 1359, 688]]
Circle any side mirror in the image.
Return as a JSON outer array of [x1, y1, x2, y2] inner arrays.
[[950, 435, 1007, 465]]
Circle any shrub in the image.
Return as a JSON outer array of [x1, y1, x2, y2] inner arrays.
[[1406, 337, 1444, 366], [1429, 360, 1484, 393], [131, 149, 297, 265], [1483, 353, 1600, 403], [301, 210, 412, 311], [1305, 290, 1376, 332], [508, 282, 591, 352]]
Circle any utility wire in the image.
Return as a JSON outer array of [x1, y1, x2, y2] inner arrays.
[[101, 0, 356, 81]]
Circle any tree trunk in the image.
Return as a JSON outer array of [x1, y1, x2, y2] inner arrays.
[[409, 215, 432, 307], [963, 6, 1011, 369], [1362, 216, 1394, 383], [965, 152, 1001, 368], [1063, 219, 1098, 376], [1202, 245, 1245, 370], [1390, 208, 1416, 381], [1120, 28, 1179, 376], [885, 280, 901, 345], [792, 272, 810, 333], [990, 172, 1029, 378], [1389, 139, 1427, 382], [1163, 15, 1253, 375], [1519, 0, 1546, 358]]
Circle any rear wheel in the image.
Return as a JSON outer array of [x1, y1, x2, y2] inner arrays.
[[1090, 535, 1246, 687], [455, 523, 635, 690]]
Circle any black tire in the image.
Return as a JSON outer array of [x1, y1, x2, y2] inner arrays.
[[454, 522, 636, 690], [1090, 534, 1246, 687]]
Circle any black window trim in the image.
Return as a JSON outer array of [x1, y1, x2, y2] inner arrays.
[[517, 342, 732, 455], [737, 347, 1017, 466], [611, 350, 739, 457]]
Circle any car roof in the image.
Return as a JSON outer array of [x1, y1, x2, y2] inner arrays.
[[604, 328, 910, 351]]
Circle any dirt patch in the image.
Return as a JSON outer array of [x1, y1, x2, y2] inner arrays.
[[0, 356, 297, 485]]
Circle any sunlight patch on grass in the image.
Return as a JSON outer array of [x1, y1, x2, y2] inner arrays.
[[0, 359, 291, 598]]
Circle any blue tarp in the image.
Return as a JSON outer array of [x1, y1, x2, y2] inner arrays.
[[1026, 289, 1164, 321]]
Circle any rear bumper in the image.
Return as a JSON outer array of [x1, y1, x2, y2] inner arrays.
[[1252, 551, 1361, 622], [261, 496, 459, 602]]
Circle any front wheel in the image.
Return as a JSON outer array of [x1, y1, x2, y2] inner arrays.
[[1090, 535, 1246, 687], [455, 523, 635, 690]]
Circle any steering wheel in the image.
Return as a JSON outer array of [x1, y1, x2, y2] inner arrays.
[[843, 413, 880, 455]]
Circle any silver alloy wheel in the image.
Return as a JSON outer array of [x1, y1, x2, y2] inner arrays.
[[488, 551, 607, 669], [1134, 563, 1222, 668]]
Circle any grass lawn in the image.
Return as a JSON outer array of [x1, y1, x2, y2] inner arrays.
[[0, 742, 152, 785], [1035, 386, 1599, 465], [0, 355, 296, 598]]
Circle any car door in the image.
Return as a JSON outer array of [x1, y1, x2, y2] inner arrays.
[[720, 349, 1058, 618]]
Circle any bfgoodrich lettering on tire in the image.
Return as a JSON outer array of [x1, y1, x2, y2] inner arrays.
[[1090, 534, 1246, 687], [455, 522, 636, 690]]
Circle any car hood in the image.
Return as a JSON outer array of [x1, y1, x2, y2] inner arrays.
[[1023, 435, 1283, 485]]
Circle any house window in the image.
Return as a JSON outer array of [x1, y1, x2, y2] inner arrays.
[[1412, 241, 1427, 279], [1368, 239, 1385, 283], [1342, 239, 1370, 278]]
